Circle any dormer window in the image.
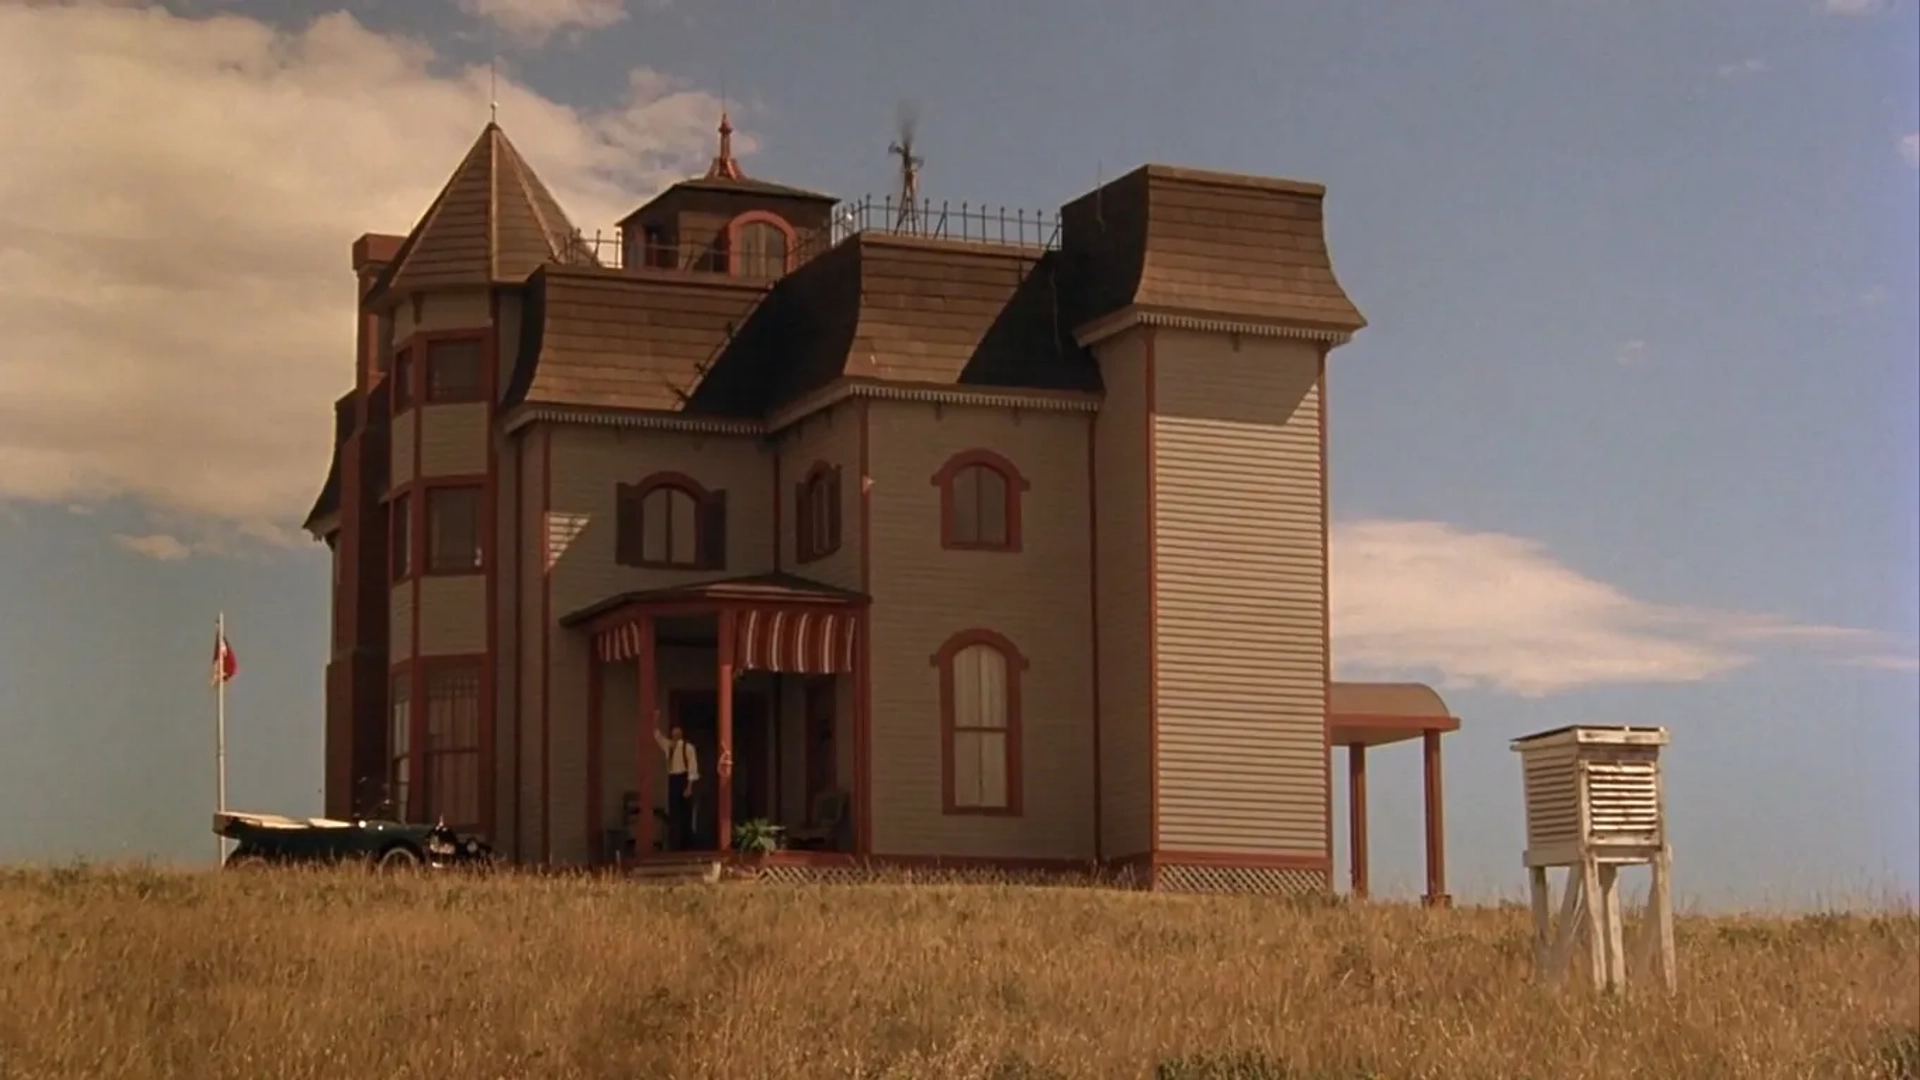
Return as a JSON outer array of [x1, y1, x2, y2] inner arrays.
[[728, 212, 794, 278]]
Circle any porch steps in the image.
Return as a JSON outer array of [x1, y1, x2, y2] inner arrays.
[[625, 855, 723, 886]]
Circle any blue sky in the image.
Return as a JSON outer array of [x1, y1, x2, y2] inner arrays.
[[0, 0, 1914, 908]]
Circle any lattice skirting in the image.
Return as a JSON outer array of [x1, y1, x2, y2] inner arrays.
[[739, 860, 1326, 895], [741, 862, 1103, 888], [1152, 863, 1330, 896]]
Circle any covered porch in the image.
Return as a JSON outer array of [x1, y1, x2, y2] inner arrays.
[[1330, 682, 1461, 907], [561, 573, 869, 864]]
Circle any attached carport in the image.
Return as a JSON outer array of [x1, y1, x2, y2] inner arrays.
[[1330, 682, 1460, 906]]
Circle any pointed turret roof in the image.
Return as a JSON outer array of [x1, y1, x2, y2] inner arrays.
[[369, 122, 595, 301]]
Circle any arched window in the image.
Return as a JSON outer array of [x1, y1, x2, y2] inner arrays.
[[728, 212, 793, 278], [932, 450, 1029, 552], [933, 629, 1027, 816], [615, 474, 728, 570], [795, 461, 841, 563]]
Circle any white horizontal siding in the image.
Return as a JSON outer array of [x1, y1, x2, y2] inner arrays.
[[417, 575, 486, 656], [418, 402, 488, 476], [1152, 330, 1326, 857]]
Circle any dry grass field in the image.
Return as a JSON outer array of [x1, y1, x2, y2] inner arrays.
[[0, 866, 1914, 1080]]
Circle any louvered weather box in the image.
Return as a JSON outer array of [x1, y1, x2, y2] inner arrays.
[[1510, 725, 1675, 994]]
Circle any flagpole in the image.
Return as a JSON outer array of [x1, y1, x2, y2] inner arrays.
[[216, 612, 229, 864]]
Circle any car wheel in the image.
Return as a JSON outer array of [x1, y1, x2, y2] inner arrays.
[[376, 845, 423, 871], [224, 848, 268, 870]]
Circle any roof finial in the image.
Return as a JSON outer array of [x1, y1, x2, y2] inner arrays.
[[706, 110, 743, 180]]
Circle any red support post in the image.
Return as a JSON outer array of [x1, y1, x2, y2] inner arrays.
[[716, 609, 737, 851], [1348, 744, 1370, 899], [635, 615, 657, 857], [1422, 729, 1451, 908], [586, 649, 603, 862]]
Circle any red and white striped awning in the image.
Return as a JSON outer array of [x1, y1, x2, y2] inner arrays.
[[737, 609, 857, 675], [596, 621, 649, 664], [594, 608, 857, 675]]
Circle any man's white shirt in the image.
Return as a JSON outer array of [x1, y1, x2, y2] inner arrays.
[[653, 730, 700, 782]]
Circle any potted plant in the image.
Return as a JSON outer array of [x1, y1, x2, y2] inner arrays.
[[731, 818, 784, 875]]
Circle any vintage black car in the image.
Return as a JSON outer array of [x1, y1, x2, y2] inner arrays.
[[214, 811, 496, 870]]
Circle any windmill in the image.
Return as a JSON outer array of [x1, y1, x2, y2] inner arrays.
[[887, 100, 923, 233]]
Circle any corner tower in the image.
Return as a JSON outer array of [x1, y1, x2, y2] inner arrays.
[[1060, 165, 1366, 893], [310, 121, 593, 840]]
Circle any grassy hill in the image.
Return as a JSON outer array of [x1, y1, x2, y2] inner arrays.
[[0, 866, 1913, 1079]]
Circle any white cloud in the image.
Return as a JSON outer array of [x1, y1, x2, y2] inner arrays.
[[112, 533, 192, 562], [0, 3, 738, 544], [1716, 57, 1768, 78], [1614, 339, 1648, 366], [456, 0, 629, 45], [1820, 0, 1888, 14], [1900, 132, 1918, 169], [1330, 519, 1915, 696]]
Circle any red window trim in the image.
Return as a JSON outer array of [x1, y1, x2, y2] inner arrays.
[[386, 667, 413, 820], [387, 655, 486, 831], [421, 658, 484, 833], [726, 210, 795, 278], [795, 460, 842, 564], [932, 628, 1027, 818], [615, 471, 727, 571], [391, 330, 489, 413], [931, 449, 1029, 553], [392, 347, 416, 414], [388, 474, 488, 582], [389, 490, 413, 583]]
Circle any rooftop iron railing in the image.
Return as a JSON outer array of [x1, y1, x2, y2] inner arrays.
[[556, 195, 1060, 274]]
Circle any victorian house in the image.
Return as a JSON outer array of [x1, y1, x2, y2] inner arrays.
[[304, 116, 1461, 898]]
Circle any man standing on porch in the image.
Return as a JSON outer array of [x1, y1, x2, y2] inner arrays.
[[652, 713, 699, 850]]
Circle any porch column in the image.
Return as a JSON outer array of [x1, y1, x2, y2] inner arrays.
[[586, 649, 603, 862], [635, 615, 657, 856], [1348, 744, 1370, 899], [716, 609, 737, 851], [853, 607, 870, 855], [1422, 729, 1450, 908]]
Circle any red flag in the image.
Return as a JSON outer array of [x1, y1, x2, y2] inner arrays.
[[211, 630, 237, 686]]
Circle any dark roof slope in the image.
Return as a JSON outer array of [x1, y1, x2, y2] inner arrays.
[[687, 234, 1098, 416], [506, 265, 767, 413], [664, 174, 837, 203], [1060, 164, 1366, 334], [302, 392, 355, 534], [368, 123, 594, 301]]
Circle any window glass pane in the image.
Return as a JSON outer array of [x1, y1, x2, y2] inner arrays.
[[952, 646, 982, 727], [428, 487, 481, 572], [668, 489, 697, 563], [391, 494, 411, 578], [974, 647, 1008, 730], [426, 340, 484, 401], [977, 731, 1008, 808], [394, 351, 414, 408], [737, 222, 788, 278], [953, 731, 986, 807], [951, 467, 980, 544], [641, 489, 671, 562], [976, 467, 1008, 546]]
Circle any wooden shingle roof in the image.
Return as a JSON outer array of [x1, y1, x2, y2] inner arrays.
[[507, 266, 767, 413], [368, 123, 594, 301], [1060, 164, 1366, 335]]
